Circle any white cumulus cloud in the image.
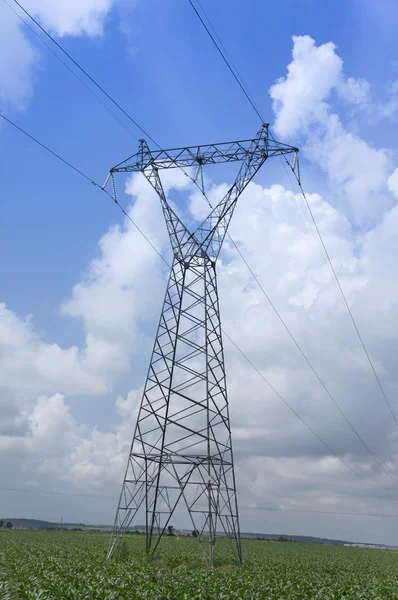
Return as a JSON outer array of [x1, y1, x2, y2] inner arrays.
[[270, 35, 395, 225]]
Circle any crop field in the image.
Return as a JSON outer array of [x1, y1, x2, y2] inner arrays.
[[1, 530, 398, 599]]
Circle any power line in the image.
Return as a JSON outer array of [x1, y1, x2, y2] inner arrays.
[[3, 112, 398, 508], [1, 113, 97, 185], [188, 0, 398, 473], [226, 237, 398, 488], [17, 0, 389, 440], [278, 148, 398, 428], [3, 13, 398, 509], [0, 112, 168, 267], [3, 0, 141, 144], [222, 331, 398, 502], [10, 0, 159, 148], [194, 0, 264, 123], [188, 0, 264, 123]]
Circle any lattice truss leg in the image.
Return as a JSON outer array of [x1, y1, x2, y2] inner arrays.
[[105, 125, 297, 565]]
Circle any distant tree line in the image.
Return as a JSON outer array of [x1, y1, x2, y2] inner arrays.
[[0, 521, 13, 529]]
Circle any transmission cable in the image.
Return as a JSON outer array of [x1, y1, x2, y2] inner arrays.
[[4, 4, 397, 496], [188, 0, 398, 449], [186, 145, 398, 489], [7, 0, 396, 485], [188, 0, 264, 123], [225, 236, 398, 487], [10, 0, 159, 148], [0, 113, 168, 267], [3, 0, 141, 145], [2, 112, 397, 505], [192, 0, 265, 122], [275, 144, 398, 427], [223, 330, 398, 502], [5, 0, 219, 218], [1, 114, 97, 184]]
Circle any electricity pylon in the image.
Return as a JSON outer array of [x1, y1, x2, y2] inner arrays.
[[104, 125, 297, 565]]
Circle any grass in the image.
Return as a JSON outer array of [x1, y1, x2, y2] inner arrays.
[[1, 529, 398, 599]]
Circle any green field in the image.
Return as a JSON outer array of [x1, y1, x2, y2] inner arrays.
[[1, 530, 397, 599]]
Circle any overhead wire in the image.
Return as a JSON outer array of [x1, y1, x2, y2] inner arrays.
[[1, 113, 96, 185], [0, 112, 169, 267], [187, 0, 264, 123], [294, 157, 398, 427], [4, 0, 217, 221], [224, 234, 398, 488], [187, 0, 398, 467], [193, 0, 265, 123], [188, 0, 397, 423], [3, 0, 142, 144], [223, 330, 398, 502], [186, 154, 398, 486], [9, 0, 159, 148], [268, 137, 398, 428], [8, 0, 393, 462], [4, 0, 398, 506], [2, 112, 398, 506]]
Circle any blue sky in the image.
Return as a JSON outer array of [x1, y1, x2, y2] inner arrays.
[[0, 0, 386, 340], [2, 0, 398, 544]]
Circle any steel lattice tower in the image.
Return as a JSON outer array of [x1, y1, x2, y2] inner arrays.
[[105, 125, 297, 565]]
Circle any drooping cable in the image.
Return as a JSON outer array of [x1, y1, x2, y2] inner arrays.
[[188, 0, 398, 458], [225, 237, 398, 487], [193, 0, 264, 122], [223, 330, 398, 502], [4, 0, 216, 217], [1, 113, 97, 184], [10, 0, 159, 148], [2, 111, 397, 504], [185, 140, 398, 489], [274, 140, 398, 427], [188, 0, 264, 123], [3, 0, 141, 144], [4, 1, 397, 497], [0, 113, 168, 267]]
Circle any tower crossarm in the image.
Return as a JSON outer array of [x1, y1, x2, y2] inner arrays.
[[110, 134, 297, 174], [108, 128, 297, 262]]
